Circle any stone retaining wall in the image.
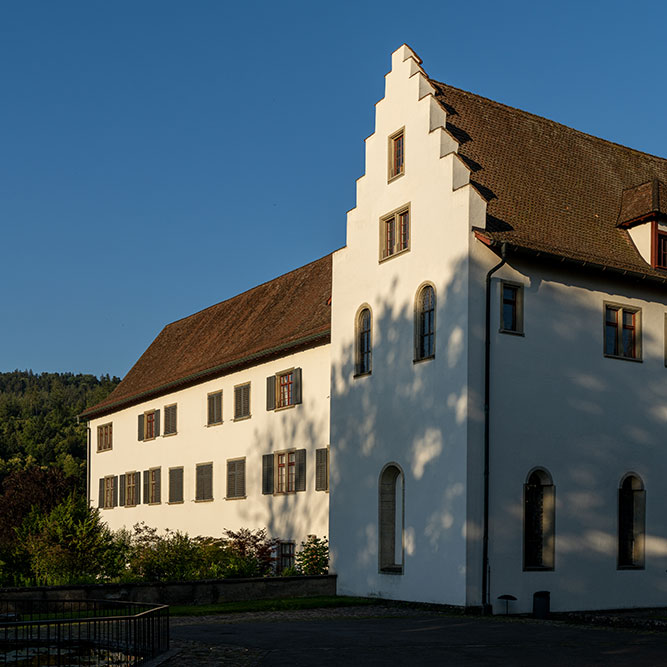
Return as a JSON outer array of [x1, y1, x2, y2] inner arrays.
[[0, 574, 336, 606]]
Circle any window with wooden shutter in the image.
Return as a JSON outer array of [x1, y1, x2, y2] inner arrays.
[[125, 471, 138, 506], [163, 404, 177, 435], [207, 392, 222, 425], [97, 423, 113, 452], [316, 448, 329, 491], [146, 467, 161, 504], [140, 410, 160, 440], [102, 476, 115, 509], [226, 458, 246, 499], [262, 454, 274, 494], [196, 463, 213, 501], [169, 467, 184, 503], [234, 384, 251, 420], [269, 368, 302, 410]]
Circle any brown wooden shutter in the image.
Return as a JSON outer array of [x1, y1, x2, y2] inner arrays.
[[316, 448, 329, 491], [169, 467, 183, 503], [243, 385, 250, 416], [134, 471, 141, 504], [143, 470, 149, 504], [164, 405, 177, 434], [112, 476, 119, 507], [227, 460, 235, 498], [138, 414, 144, 441], [238, 459, 246, 497], [293, 368, 302, 405], [154, 410, 160, 437], [295, 448, 306, 492], [266, 376, 275, 410], [119, 474, 126, 507], [262, 454, 274, 494], [234, 387, 242, 419], [98, 478, 104, 508]]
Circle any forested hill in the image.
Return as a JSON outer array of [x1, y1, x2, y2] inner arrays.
[[0, 370, 120, 483]]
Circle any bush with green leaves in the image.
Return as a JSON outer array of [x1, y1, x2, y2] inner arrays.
[[222, 528, 279, 578], [294, 535, 329, 575], [19, 493, 126, 586]]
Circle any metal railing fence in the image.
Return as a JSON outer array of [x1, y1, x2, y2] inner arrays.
[[0, 599, 169, 666]]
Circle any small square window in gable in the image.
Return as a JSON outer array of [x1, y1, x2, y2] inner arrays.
[[380, 205, 410, 262]]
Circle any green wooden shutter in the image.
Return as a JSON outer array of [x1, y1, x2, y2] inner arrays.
[[169, 467, 183, 503], [143, 470, 149, 504], [119, 474, 126, 506], [316, 448, 328, 491], [98, 478, 104, 508], [234, 387, 242, 419], [295, 448, 306, 492], [154, 410, 160, 437], [238, 459, 246, 497], [155, 468, 161, 503], [243, 385, 250, 416], [227, 460, 236, 498], [266, 376, 276, 410], [293, 368, 302, 405], [112, 476, 119, 507], [138, 414, 144, 441], [262, 454, 274, 494], [164, 405, 177, 434], [135, 472, 141, 504]]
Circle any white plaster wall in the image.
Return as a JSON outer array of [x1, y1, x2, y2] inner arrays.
[[330, 45, 484, 605], [485, 256, 667, 613], [88, 344, 330, 545], [628, 223, 652, 264]]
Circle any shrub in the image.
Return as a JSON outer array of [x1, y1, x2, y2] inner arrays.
[[294, 535, 328, 575], [222, 528, 279, 577]]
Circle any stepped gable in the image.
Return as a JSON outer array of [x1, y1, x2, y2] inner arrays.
[[81, 254, 332, 419], [431, 79, 667, 279]]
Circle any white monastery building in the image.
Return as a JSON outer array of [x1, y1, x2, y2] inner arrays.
[[82, 45, 667, 614]]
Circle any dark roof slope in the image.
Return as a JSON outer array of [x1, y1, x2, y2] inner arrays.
[[431, 80, 667, 279], [81, 254, 332, 419]]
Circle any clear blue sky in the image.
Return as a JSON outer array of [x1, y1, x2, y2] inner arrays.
[[2, 1, 666, 378]]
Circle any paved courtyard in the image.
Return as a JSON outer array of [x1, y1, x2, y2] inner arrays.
[[163, 606, 667, 666]]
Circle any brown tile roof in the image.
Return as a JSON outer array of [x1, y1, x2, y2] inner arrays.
[[81, 254, 332, 420], [617, 179, 667, 227], [430, 79, 667, 280]]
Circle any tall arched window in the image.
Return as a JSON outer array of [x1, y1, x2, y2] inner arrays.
[[415, 285, 435, 361], [356, 308, 372, 376], [379, 463, 404, 573], [618, 474, 645, 569], [523, 469, 555, 570]]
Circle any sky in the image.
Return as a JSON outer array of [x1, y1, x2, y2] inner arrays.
[[2, 1, 667, 378]]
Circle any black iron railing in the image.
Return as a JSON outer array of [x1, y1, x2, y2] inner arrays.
[[0, 599, 169, 666]]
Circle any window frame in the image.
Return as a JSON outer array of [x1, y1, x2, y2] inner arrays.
[[499, 281, 524, 336], [355, 306, 372, 377], [378, 462, 404, 575], [523, 468, 555, 571], [103, 475, 115, 510], [233, 383, 251, 421], [379, 204, 411, 262], [603, 302, 642, 362], [144, 410, 157, 441], [207, 390, 223, 426], [651, 221, 667, 269], [147, 467, 161, 505], [277, 540, 296, 573], [163, 403, 177, 436], [388, 127, 405, 182], [97, 422, 113, 452], [414, 283, 436, 362], [195, 462, 214, 502], [226, 457, 246, 500], [276, 370, 294, 410], [617, 473, 646, 570], [124, 470, 138, 507]]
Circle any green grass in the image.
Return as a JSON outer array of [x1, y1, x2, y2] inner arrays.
[[169, 596, 376, 616]]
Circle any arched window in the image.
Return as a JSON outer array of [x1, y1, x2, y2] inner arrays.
[[618, 474, 645, 569], [379, 463, 404, 573], [356, 308, 372, 376], [523, 469, 555, 570], [415, 285, 435, 361]]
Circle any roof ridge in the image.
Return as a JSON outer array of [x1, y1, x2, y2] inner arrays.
[[164, 251, 333, 329], [430, 78, 667, 164]]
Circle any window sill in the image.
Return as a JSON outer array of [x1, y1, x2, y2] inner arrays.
[[379, 565, 403, 575], [96, 448, 113, 453], [603, 354, 642, 363], [387, 171, 405, 184], [617, 565, 645, 570], [233, 415, 251, 422], [148, 502, 161, 506], [413, 355, 435, 365], [167, 501, 184, 505], [275, 404, 296, 412], [225, 496, 247, 501], [123, 503, 138, 508], [206, 421, 223, 427], [523, 566, 554, 572], [162, 432, 177, 437], [499, 329, 525, 336], [353, 371, 371, 379], [102, 506, 114, 510], [194, 498, 214, 503], [379, 247, 410, 264]]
